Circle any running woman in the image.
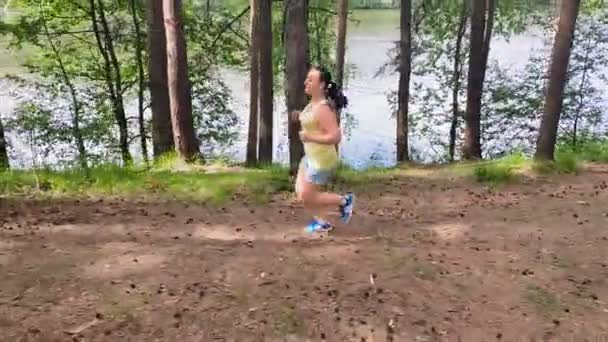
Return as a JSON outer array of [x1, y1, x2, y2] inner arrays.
[[294, 65, 355, 233]]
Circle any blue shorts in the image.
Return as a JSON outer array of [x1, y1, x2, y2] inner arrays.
[[300, 157, 336, 186]]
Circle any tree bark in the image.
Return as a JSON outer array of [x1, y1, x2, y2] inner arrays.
[[396, 0, 411, 162], [285, 0, 309, 174], [0, 115, 8, 171], [97, 0, 132, 165], [335, 0, 348, 86], [535, 0, 581, 161], [146, 0, 175, 158], [258, 0, 273, 164], [449, 3, 467, 162], [146, 0, 174, 158], [334, 0, 348, 141], [163, 0, 201, 162], [462, 0, 487, 160], [246, 0, 260, 167], [480, 0, 496, 85], [130, 0, 149, 164]]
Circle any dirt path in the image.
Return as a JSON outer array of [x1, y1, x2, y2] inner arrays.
[[2, 168, 608, 341]]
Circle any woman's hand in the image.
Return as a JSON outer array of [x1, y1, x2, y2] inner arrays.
[[299, 131, 310, 142]]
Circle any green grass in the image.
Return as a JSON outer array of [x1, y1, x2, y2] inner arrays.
[[524, 284, 562, 317], [471, 140, 608, 183], [560, 139, 608, 163], [336, 164, 399, 186], [0, 163, 290, 204], [3, 140, 607, 203], [272, 304, 305, 337], [472, 153, 528, 184]]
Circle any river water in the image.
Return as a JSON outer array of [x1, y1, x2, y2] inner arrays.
[[0, 8, 605, 169], [223, 9, 548, 168]]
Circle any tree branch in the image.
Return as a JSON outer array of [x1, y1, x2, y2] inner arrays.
[[209, 6, 251, 51]]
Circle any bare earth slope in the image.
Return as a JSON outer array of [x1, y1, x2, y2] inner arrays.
[[2, 167, 608, 341]]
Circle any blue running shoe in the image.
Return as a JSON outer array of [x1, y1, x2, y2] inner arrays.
[[305, 219, 334, 233], [340, 193, 355, 224]]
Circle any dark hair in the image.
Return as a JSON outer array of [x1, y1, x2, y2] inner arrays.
[[312, 65, 348, 112]]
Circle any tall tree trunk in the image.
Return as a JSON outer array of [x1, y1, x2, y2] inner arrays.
[[246, 0, 260, 167], [258, 0, 273, 164], [335, 0, 348, 86], [146, 0, 174, 158], [42, 14, 88, 170], [535, 0, 581, 160], [130, 0, 149, 164], [462, 0, 487, 160], [396, 0, 411, 162], [449, 3, 467, 162], [480, 0, 496, 85], [0, 115, 8, 171], [163, 0, 201, 161], [285, 0, 308, 174], [334, 0, 348, 142], [97, 0, 132, 165]]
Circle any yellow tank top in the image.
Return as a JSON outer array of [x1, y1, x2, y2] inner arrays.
[[300, 100, 339, 171]]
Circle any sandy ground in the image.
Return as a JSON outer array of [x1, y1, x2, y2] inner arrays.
[[2, 167, 608, 341]]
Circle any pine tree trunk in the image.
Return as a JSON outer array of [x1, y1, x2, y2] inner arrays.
[[247, 0, 260, 167], [462, 0, 486, 160], [97, 0, 132, 165], [0, 115, 8, 171], [130, 0, 149, 164], [335, 0, 348, 146], [449, 3, 467, 162], [163, 0, 201, 162], [147, 0, 174, 158], [535, 0, 581, 161], [285, 0, 308, 174], [480, 0, 496, 85], [396, 0, 411, 162], [335, 0, 348, 86], [258, 0, 274, 164]]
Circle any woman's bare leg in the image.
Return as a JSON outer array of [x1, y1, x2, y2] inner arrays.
[[295, 167, 344, 223]]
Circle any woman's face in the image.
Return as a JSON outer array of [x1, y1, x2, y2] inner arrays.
[[304, 68, 324, 97]]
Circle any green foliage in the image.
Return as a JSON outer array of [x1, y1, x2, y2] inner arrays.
[[4, 76, 117, 167], [0, 163, 291, 204], [1, 0, 245, 167], [473, 153, 526, 184], [308, 0, 336, 67], [553, 151, 579, 174], [1, 0, 607, 171], [559, 139, 608, 163], [484, 10, 608, 158], [535, 139, 608, 175], [383, 0, 552, 162], [384, 3, 608, 163], [350, 0, 397, 10]]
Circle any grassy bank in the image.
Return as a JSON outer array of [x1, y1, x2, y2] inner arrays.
[[2, 141, 607, 202], [471, 141, 608, 184], [0, 164, 291, 204]]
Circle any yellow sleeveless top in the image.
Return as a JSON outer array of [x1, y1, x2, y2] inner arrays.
[[300, 100, 339, 171]]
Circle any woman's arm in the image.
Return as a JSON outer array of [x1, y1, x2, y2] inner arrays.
[[300, 104, 341, 145]]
